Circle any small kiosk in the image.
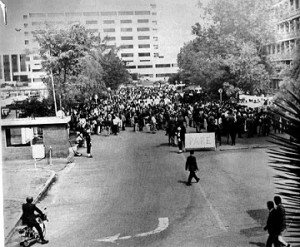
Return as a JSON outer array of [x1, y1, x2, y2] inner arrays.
[[1, 116, 71, 160]]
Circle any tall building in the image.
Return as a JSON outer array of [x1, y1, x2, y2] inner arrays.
[[0, 0, 178, 94], [266, 0, 300, 90]]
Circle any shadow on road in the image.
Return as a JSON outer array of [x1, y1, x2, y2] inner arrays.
[[249, 241, 265, 247]]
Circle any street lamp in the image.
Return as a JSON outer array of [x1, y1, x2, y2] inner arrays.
[[218, 88, 223, 103]]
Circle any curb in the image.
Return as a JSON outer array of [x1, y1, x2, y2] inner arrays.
[[4, 170, 57, 245], [218, 144, 277, 152]]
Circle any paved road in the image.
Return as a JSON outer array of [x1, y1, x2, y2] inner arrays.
[[7, 129, 278, 246]]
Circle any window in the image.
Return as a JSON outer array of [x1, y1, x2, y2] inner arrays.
[[103, 20, 115, 24], [137, 27, 150, 32], [25, 40, 29, 45], [153, 28, 158, 32], [106, 37, 116, 41], [118, 11, 134, 15], [154, 53, 159, 57], [120, 19, 132, 24], [121, 53, 134, 57], [23, 15, 28, 19], [154, 45, 158, 49], [138, 36, 150, 40], [87, 28, 99, 33], [32, 21, 44, 26], [138, 19, 149, 23], [135, 11, 150, 15], [138, 44, 150, 48], [153, 36, 158, 41], [86, 20, 98, 24], [83, 12, 99, 16], [156, 64, 171, 68], [104, 28, 115, 32], [12, 55, 18, 73], [24, 23, 28, 28], [29, 13, 46, 18], [32, 69, 42, 72], [101, 11, 117, 16], [138, 53, 150, 57], [65, 12, 82, 17], [24, 32, 29, 37], [126, 65, 136, 69], [138, 65, 153, 68], [121, 28, 133, 32], [47, 13, 65, 17], [5, 127, 43, 147], [120, 44, 134, 49], [140, 60, 150, 62], [140, 74, 153, 78], [152, 21, 157, 25], [121, 36, 133, 40], [0, 56, 2, 79], [152, 12, 157, 15]]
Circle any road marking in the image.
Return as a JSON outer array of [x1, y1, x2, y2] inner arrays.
[[135, 217, 169, 237], [180, 153, 227, 232], [95, 217, 169, 243], [96, 233, 120, 243]]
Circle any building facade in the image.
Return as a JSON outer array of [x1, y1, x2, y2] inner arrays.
[[266, 0, 300, 90]]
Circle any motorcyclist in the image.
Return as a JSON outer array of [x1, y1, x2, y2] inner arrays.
[[20, 196, 49, 244]]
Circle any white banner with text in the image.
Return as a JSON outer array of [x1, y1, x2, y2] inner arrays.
[[185, 133, 216, 150]]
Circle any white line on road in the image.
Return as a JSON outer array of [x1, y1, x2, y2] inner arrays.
[[95, 217, 169, 243], [135, 217, 169, 237], [180, 153, 227, 232]]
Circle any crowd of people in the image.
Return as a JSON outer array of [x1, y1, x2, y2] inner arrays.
[[67, 84, 285, 153]]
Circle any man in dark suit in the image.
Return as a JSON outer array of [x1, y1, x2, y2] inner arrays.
[[274, 196, 290, 247], [185, 150, 200, 186], [21, 197, 49, 244], [264, 201, 279, 247]]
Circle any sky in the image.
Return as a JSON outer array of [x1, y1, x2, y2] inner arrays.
[[0, 0, 201, 60]]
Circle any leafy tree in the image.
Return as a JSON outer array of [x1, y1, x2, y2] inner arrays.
[[11, 97, 55, 117], [178, 0, 274, 98], [34, 24, 129, 109]]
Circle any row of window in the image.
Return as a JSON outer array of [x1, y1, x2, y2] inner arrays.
[[120, 44, 155, 49], [24, 11, 155, 19], [29, 19, 156, 26], [277, 17, 300, 34], [267, 39, 299, 55], [273, 0, 300, 19], [100, 27, 151, 32], [125, 64, 177, 68]]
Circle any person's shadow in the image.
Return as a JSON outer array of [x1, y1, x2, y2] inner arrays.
[[249, 242, 265, 247]]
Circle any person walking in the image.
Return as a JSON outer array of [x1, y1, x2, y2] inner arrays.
[[264, 201, 279, 247], [274, 196, 291, 247], [185, 150, 200, 186]]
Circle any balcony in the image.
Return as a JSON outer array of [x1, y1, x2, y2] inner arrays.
[[275, 30, 300, 41], [278, 8, 300, 21], [269, 52, 295, 61]]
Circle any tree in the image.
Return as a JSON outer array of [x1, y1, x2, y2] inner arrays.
[[34, 24, 129, 109], [178, 0, 274, 98]]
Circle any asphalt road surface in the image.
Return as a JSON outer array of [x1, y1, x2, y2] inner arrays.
[[15, 129, 279, 246]]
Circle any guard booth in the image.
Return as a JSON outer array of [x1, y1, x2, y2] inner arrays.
[[1, 116, 71, 161]]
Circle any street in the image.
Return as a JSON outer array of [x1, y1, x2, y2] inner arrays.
[[9, 129, 277, 247]]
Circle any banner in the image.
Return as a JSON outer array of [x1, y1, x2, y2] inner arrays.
[[185, 133, 216, 150]]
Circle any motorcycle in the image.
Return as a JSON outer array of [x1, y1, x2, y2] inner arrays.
[[17, 208, 48, 246]]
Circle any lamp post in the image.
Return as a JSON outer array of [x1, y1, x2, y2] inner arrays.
[[218, 88, 223, 103]]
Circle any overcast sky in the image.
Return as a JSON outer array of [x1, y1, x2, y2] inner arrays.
[[0, 0, 201, 60]]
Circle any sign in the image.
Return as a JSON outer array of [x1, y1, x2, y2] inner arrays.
[[32, 144, 45, 159], [185, 133, 216, 150]]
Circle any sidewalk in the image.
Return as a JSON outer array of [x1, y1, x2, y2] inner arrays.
[[2, 158, 68, 244]]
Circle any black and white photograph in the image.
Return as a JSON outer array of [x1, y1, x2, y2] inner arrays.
[[1, 0, 300, 246]]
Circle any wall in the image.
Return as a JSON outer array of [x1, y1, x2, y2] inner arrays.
[[2, 124, 69, 161]]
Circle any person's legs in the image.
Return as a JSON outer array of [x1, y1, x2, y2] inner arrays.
[[30, 222, 48, 243], [278, 234, 289, 246]]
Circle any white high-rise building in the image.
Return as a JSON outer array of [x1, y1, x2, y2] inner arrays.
[[0, 0, 178, 94]]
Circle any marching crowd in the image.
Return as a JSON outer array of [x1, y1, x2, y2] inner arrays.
[[67, 85, 285, 153]]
